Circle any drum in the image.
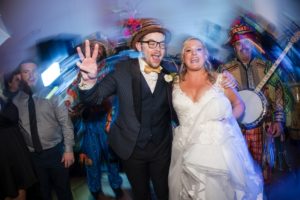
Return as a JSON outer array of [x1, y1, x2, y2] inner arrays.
[[288, 83, 300, 140], [239, 89, 268, 129]]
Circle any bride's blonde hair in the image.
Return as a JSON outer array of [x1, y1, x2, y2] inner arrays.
[[179, 37, 215, 83]]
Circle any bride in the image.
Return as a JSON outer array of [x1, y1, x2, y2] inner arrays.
[[168, 37, 263, 200]]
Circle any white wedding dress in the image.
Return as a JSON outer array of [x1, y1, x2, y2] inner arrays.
[[169, 76, 263, 200]]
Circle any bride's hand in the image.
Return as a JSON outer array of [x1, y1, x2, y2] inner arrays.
[[76, 40, 99, 83]]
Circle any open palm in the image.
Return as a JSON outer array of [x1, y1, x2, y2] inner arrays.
[[76, 40, 99, 81]]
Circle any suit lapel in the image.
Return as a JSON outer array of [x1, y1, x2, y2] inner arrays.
[[129, 59, 142, 122]]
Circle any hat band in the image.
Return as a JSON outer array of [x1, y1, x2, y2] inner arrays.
[[231, 25, 252, 36]]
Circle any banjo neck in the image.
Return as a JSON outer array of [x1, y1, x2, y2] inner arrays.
[[254, 31, 300, 93]]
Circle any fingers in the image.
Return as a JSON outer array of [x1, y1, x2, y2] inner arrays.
[[76, 61, 83, 72], [77, 40, 93, 60], [61, 157, 65, 165], [61, 158, 74, 168], [64, 160, 69, 168], [271, 123, 284, 137], [76, 61, 82, 68], [61, 153, 75, 168], [222, 70, 229, 80], [66, 160, 74, 168], [76, 61, 85, 72], [222, 71, 237, 89], [273, 128, 281, 137], [77, 46, 85, 61], [92, 43, 99, 60], [85, 40, 91, 58]]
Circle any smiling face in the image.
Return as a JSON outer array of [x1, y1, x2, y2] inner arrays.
[[135, 32, 166, 68], [20, 62, 39, 87], [182, 39, 207, 72], [233, 38, 254, 64]]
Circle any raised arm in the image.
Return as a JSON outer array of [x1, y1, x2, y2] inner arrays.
[[76, 40, 99, 87], [75, 40, 117, 106]]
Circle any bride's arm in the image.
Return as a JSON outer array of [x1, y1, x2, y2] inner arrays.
[[223, 87, 245, 120]]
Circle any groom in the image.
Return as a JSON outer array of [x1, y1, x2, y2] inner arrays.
[[77, 18, 176, 200], [77, 18, 237, 200]]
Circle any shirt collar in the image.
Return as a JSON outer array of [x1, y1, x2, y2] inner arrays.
[[138, 58, 147, 73], [138, 58, 162, 74]]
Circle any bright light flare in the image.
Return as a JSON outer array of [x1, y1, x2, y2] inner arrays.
[[41, 62, 60, 87]]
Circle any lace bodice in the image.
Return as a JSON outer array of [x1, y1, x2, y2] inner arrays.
[[172, 75, 225, 127]]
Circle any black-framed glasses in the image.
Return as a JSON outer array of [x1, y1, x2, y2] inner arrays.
[[140, 40, 166, 49]]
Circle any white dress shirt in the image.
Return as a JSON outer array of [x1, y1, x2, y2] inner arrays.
[[139, 58, 158, 93]]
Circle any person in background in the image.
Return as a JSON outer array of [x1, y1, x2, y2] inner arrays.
[[13, 60, 75, 200], [0, 74, 37, 200], [221, 17, 288, 183], [66, 39, 128, 200], [3, 69, 21, 99]]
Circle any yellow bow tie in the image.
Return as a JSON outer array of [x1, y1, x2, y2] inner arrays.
[[144, 65, 162, 74]]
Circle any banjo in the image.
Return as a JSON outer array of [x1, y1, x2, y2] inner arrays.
[[239, 31, 300, 129]]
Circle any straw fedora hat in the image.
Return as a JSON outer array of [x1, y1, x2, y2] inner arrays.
[[122, 18, 171, 50]]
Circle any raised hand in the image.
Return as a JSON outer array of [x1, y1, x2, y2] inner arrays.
[[76, 40, 99, 84]]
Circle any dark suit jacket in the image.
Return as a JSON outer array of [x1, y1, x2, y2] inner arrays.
[[79, 58, 177, 159]]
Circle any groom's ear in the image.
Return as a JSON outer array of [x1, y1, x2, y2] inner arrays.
[[135, 42, 142, 52]]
